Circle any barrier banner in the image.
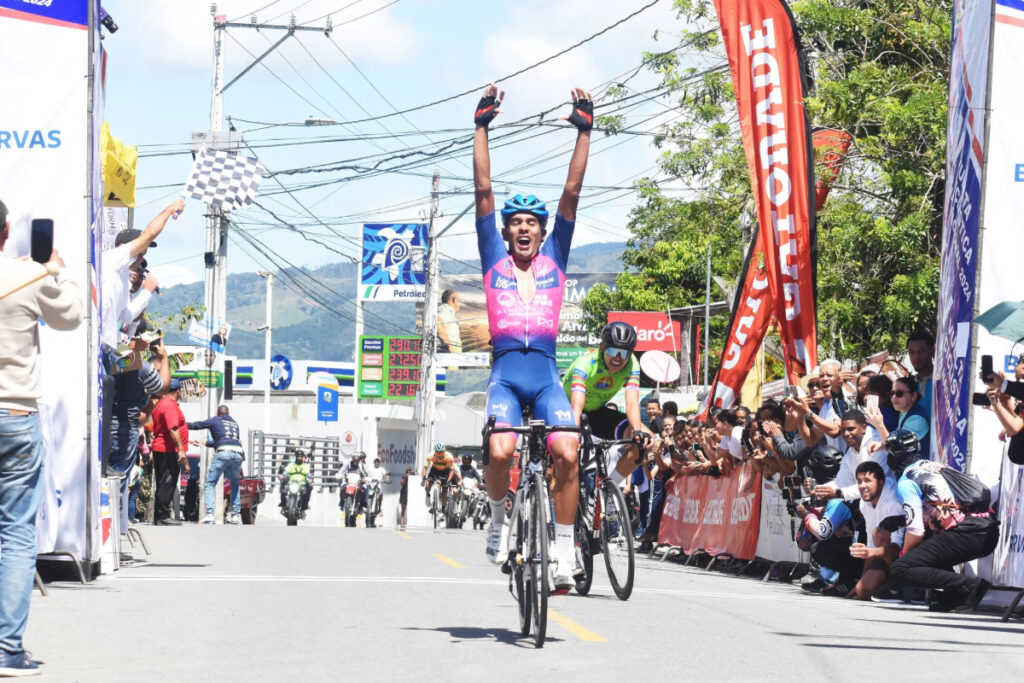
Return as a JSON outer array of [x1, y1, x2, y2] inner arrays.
[[755, 475, 803, 562], [658, 463, 762, 559], [934, 0, 993, 473], [0, 0, 100, 563], [713, 0, 818, 383], [699, 225, 771, 417], [812, 128, 852, 211]]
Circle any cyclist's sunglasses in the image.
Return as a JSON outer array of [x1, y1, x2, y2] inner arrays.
[[606, 347, 630, 359]]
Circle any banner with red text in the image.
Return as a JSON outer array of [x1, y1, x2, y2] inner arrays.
[[699, 225, 771, 417], [714, 0, 818, 382], [812, 128, 852, 211], [607, 311, 681, 352], [658, 463, 762, 559]]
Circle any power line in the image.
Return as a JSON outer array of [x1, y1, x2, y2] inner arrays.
[[228, 0, 286, 22]]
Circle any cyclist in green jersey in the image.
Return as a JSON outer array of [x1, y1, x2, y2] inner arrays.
[[563, 322, 653, 485]]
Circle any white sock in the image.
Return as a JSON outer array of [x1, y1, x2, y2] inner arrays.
[[608, 468, 627, 485], [489, 498, 505, 527], [555, 523, 574, 563]]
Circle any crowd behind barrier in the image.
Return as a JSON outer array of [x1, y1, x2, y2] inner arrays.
[[628, 334, 1024, 617]]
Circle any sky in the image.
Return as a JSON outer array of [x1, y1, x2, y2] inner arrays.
[[101, 0, 701, 289]]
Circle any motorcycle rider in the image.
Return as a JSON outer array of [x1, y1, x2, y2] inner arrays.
[[279, 449, 313, 511], [339, 452, 370, 510], [459, 454, 481, 485], [367, 456, 390, 484]]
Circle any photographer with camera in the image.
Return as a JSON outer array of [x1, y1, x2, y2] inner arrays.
[[790, 444, 865, 596], [888, 430, 997, 612], [638, 415, 678, 548], [981, 357, 1024, 464], [745, 403, 796, 478], [810, 410, 887, 502]]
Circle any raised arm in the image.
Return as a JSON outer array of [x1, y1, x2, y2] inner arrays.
[[557, 88, 594, 221], [473, 84, 503, 219]]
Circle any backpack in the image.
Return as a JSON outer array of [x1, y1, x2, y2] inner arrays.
[[939, 467, 991, 513]]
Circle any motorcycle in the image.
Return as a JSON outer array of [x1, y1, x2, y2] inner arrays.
[[469, 482, 491, 530], [341, 472, 364, 528], [364, 479, 384, 528], [453, 477, 480, 529], [283, 480, 304, 526]]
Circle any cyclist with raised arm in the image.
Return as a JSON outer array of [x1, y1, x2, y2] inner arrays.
[[563, 322, 652, 481], [474, 82, 593, 592]]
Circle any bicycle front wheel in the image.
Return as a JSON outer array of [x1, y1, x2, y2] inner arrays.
[[599, 479, 635, 600], [508, 493, 530, 637], [528, 473, 550, 648], [431, 486, 440, 529]]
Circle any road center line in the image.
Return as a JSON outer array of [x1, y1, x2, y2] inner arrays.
[[548, 609, 607, 642], [396, 531, 412, 540], [434, 553, 467, 569]]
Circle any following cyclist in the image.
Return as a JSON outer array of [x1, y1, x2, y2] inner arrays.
[[474, 82, 592, 592], [280, 449, 312, 511], [422, 443, 457, 512], [564, 322, 653, 485]]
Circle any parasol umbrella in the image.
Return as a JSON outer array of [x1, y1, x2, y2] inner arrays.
[[976, 301, 1024, 343]]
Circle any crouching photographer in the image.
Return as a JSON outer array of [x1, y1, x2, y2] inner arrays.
[[788, 444, 866, 597], [887, 430, 998, 612]]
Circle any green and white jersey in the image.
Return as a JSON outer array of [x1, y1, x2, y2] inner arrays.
[[562, 348, 641, 412]]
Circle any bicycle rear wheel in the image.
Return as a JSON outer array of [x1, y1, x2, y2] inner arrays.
[[599, 479, 635, 600], [574, 499, 594, 596], [528, 473, 550, 647]]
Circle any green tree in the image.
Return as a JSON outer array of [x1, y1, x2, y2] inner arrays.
[[582, 0, 951, 373]]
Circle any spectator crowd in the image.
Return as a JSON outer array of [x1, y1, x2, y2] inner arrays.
[[624, 331, 1012, 613]]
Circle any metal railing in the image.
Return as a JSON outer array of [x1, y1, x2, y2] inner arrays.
[[247, 431, 344, 492]]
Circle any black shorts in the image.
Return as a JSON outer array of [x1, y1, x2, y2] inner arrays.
[[427, 467, 452, 482], [584, 406, 628, 440]]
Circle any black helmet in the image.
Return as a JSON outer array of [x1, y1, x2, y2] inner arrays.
[[294, 449, 307, 461], [804, 444, 843, 482], [885, 429, 920, 476], [461, 453, 472, 463], [601, 322, 638, 352]]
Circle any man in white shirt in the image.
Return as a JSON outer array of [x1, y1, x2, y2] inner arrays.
[[366, 457, 389, 484], [100, 200, 182, 352], [849, 461, 904, 599], [437, 289, 462, 353], [714, 408, 747, 462], [814, 409, 888, 501]]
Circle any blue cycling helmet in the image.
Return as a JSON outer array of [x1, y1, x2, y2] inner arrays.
[[500, 194, 548, 229]]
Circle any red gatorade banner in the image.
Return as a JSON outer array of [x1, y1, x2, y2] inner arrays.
[[658, 463, 762, 559], [699, 226, 772, 417], [812, 128, 852, 210], [713, 0, 818, 383]]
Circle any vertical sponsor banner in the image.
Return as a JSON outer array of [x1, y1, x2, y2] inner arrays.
[[0, 1, 98, 561], [983, 0, 1024, 583], [713, 0, 818, 383], [658, 463, 762, 559], [699, 227, 772, 417], [359, 223, 427, 301], [934, 0, 994, 473]]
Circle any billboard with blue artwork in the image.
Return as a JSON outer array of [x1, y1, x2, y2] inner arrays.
[[359, 223, 427, 301]]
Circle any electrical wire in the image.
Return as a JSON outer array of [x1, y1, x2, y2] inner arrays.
[[228, 0, 286, 22]]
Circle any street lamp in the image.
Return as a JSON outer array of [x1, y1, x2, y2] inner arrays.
[[257, 271, 274, 442]]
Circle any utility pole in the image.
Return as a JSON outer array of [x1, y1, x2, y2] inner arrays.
[[257, 271, 274, 441], [415, 171, 442, 474], [203, 5, 333, 519], [703, 243, 712, 387]]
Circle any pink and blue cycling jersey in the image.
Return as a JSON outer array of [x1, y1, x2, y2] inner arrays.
[[476, 211, 573, 360], [476, 210, 577, 436]]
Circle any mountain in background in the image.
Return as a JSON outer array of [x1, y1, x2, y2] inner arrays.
[[147, 241, 626, 363]]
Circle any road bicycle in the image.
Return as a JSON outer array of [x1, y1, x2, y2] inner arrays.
[[427, 478, 451, 530], [573, 417, 637, 601], [484, 416, 583, 648]]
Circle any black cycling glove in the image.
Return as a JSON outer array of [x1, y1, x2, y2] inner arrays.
[[566, 97, 594, 131], [474, 94, 501, 128]]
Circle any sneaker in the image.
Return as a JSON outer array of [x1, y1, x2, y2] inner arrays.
[[0, 649, 41, 677], [954, 578, 991, 612], [551, 558, 573, 594], [201, 514, 215, 525], [821, 582, 852, 598], [485, 524, 504, 563], [229, 513, 242, 525], [800, 578, 827, 594]]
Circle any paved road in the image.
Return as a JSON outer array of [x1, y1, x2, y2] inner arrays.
[[27, 519, 1024, 682]]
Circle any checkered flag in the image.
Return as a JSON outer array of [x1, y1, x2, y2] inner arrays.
[[182, 147, 265, 212]]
